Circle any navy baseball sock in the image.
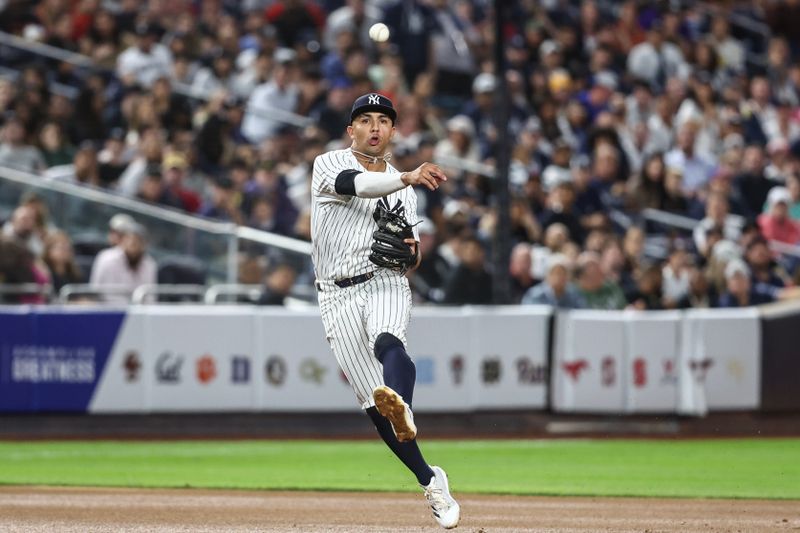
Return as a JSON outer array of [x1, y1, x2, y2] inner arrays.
[[367, 407, 434, 485], [374, 332, 416, 406]]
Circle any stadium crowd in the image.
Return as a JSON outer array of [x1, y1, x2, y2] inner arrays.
[[1, 0, 800, 309]]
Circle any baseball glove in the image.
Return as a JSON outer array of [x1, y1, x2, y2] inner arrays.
[[369, 198, 418, 273]]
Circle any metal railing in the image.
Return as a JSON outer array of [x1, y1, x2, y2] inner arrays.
[[0, 167, 313, 283], [131, 284, 206, 304], [641, 208, 800, 259], [0, 283, 54, 301]]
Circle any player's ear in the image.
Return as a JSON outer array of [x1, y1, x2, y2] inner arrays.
[[346, 125, 354, 139]]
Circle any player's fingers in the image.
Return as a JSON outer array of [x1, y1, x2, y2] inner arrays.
[[428, 164, 447, 181]]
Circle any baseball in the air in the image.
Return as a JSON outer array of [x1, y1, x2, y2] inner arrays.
[[369, 23, 390, 43]]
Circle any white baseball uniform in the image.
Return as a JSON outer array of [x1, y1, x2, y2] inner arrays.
[[311, 148, 419, 409]]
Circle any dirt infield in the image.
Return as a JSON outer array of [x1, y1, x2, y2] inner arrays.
[[0, 486, 797, 533]]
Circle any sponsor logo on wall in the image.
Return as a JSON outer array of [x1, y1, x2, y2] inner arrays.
[[415, 357, 434, 385], [516, 357, 546, 384], [632, 357, 647, 388], [689, 358, 713, 383], [601, 356, 616, 387], [10, 344, 96, 384], [450, 355, 464, 385], [265, 355, 286, 386], [196, 355, 216, 384], [299, 358, 326, 384], [123, 351, 141, 382], [562, 359, 588, 381], [156, 352, 183, 383], [231, 356, 250, 384], [481, 358, 501, 384], [661, 358, 677, 384], [726, 359, 744, 383]]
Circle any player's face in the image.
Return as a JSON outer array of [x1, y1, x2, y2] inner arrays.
[[348, 112, 395, 156]]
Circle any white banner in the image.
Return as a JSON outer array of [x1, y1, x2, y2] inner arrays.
[[407, 309, 474, 411], [88, 309, 147, 413], [258, 310, 356, 411], [468, 306, 550, 409], [679, 308, 760, 414], [552, 311, 626, 412], [625, 312, 682, 412], [144, 306, 257, 412]]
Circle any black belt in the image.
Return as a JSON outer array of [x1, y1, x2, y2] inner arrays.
[[317, 271, 375, 291]]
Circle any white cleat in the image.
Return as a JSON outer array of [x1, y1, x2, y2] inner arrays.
[[422, 465, 460, 529], [373, 385, 417, 442]]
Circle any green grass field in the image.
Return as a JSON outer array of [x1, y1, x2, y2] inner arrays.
[[0, 438, 797, 499]]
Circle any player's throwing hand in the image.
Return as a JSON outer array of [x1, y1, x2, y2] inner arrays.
[[401, 162, 447, 191]]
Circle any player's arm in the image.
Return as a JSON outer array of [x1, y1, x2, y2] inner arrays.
[[335, 162, 448, 198]]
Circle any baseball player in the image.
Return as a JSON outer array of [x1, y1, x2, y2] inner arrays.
[[311, 93, 460, 529]]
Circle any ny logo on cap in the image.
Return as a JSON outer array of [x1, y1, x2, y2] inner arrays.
[[368, 94, 380, 105]]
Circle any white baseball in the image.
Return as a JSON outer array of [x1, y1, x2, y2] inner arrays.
[[369, 23, 390, 43]]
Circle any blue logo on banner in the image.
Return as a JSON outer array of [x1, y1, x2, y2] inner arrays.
[[416, 357, 435, 385], [0, 310, 126, 412], [231, 356, 250, 383]]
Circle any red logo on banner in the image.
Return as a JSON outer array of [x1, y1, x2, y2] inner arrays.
[[601, 356, 616, 387], [197, 355, 217, 384], [633, 357, 647, 388], [562, 360, 588, 381]]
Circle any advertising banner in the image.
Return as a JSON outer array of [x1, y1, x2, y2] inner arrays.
[[624, 312, 682, 412], [0, 307, 125, 412], [680, 308, 760, 414], [141, 306, 257, 412], [257, 310, 356, 411], [467, 306, 550, 409], [552, 311, 626, 412]]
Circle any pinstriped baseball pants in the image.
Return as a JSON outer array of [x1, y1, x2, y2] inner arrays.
[[317, 270, 412, 409]]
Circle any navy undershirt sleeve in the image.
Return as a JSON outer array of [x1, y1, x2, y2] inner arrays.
[[335, 169, 361, 196]]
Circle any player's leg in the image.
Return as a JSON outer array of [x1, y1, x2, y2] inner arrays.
[[364, 275, 460, 529], [322, 283, 434, 486]]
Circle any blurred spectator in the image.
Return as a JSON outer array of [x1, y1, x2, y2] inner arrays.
[[89, 221, 157, 303], [758, 187, 800, 245], [409, 217, 448, 304], [42, 230, 83, 293], [200, 176, 244, 224], [38, 121, 75, 167], [662, 246, 691, 307], [718, 259, 774, 307], [442, 235, 492, 305], [242, 50, 299, 144], [0, 117, 46, 173], [745, 235, 792, 299], [161, 152, 202, 213], [43, 142, 100, 185], [509, 242, 536, 304], [116, 22, 173, 88], [734, 144, 774, 217], [693, 191, 743, 255], [539, 180, 584, 244], [664, 122, 716, 197], [136, 165, 183, 209], [627, 21, 688, 92], [0, 238, 49, 304], [521, 253, 583, 308], [676, 267, 717, 309], [626, 264, 665, 310], [2, 204, 45, 257], [256, 263, 298, 305], [575, 251, 626, 310]]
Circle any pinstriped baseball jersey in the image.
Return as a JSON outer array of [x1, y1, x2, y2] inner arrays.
[[311, 148, 419, 409]]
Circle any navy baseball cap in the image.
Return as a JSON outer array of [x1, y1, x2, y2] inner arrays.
[[350, 93, 397, 124]]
